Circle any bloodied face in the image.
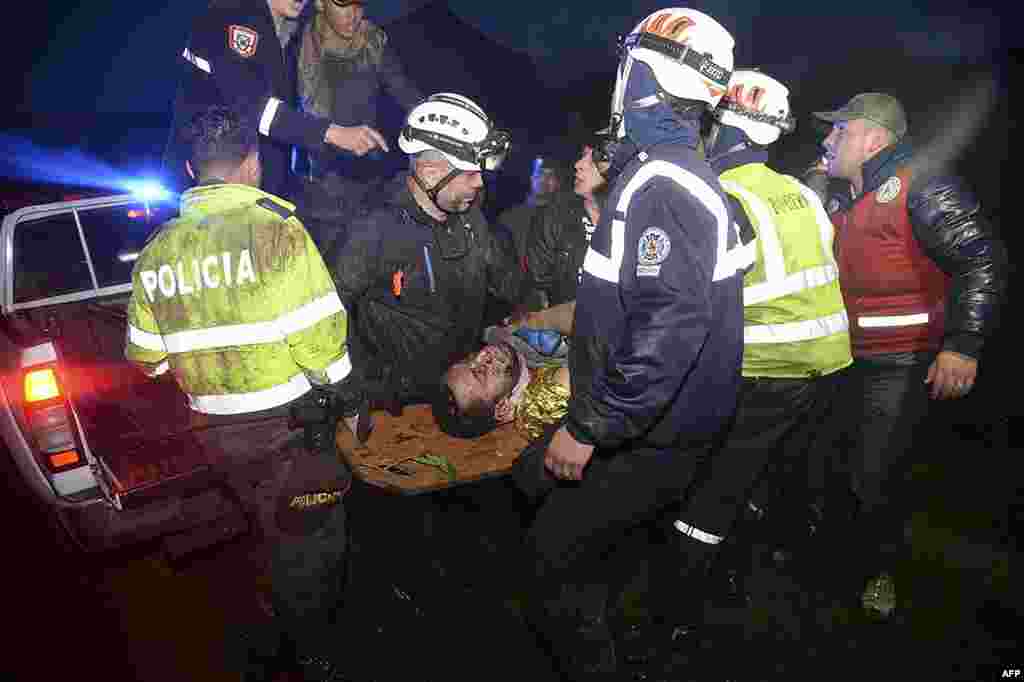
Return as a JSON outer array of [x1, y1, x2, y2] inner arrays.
[[443, 343, 519, 417]]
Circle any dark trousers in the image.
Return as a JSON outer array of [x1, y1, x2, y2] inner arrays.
[[832, 352, 934, 593], [522, 438, 717, 644], [680, 370, 848, 549], [197, 404, 351, 662]]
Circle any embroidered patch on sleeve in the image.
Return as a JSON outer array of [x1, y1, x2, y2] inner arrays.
[[637, 227, 671, 277], [228, 25, 259, 58], [875, 176, 902, 204]]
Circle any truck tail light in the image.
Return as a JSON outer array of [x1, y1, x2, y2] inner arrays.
[[24, 368, 60, 403], [22, 363, 80, 471]]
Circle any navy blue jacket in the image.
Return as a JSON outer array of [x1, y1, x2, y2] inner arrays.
[[167, 0, 331, 197], [568, 144, 748, 451]]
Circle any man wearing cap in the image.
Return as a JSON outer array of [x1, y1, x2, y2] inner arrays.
[[805, 92, 1007, 615]]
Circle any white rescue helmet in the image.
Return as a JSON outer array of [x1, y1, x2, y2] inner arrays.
[[398, 93, 511, 172], [715, 69, 796, 145], [611, 8, 735, 137]]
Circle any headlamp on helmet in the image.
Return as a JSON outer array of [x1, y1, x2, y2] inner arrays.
[[400, 93, 511, 172], [714, 69, 796, 145], [402, 126, 510, 172], [715, 99, 796, 134], [619, 32, 732, 92]]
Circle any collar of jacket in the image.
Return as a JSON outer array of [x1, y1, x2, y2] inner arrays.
[[178, 182, 295, 217], [711, 146, 770, 175], [392, 173, 455, 229], [859, 137, 914, 196]]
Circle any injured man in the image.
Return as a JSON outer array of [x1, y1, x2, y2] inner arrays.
[[432, 338, 570, 442]]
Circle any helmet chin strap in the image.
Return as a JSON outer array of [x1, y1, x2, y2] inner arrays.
[[412, 166, 463, 213]]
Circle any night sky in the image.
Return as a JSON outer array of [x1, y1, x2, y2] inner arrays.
[[4, 1, 1011, 221], [15, 0, 1004, 114]]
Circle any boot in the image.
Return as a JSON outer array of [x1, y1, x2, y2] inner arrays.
[[525, 595, 619, 680], [862, 572, 896, 620]]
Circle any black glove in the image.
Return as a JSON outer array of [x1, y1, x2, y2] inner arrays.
[[510, 417, 564, 501], [332, 377, 375, 445]]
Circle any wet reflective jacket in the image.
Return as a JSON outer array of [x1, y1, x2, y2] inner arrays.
[[719, 162, 852, 378], [126, 182, 351, 415]]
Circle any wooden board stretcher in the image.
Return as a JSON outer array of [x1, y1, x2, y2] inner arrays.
[[334, 405, 530, 495]]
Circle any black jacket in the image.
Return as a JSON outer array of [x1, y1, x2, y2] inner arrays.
[[568, 144, 747, 451], [294, 19, 423, 181], [526, 192, 594, 308], [167, 0, 331, 197], [329, 177, 522, 401], [806, 140, 1007, 358]]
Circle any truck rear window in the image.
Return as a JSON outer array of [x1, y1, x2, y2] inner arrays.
[[13, 202, 175, 304], [13, 213, 92, 303]]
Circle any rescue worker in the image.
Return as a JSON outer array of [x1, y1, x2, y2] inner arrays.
[[675, 69, 852, 618], [294, 0, 423, 252], [805, 93, 1007, 617], [166, 0, 388, 199], [520, 9, 752, 678], [329, 93, 522, 408], [127, 106, 371, 682]]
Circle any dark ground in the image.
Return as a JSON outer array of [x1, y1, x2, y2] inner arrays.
[[3, 398, 1020, 682]]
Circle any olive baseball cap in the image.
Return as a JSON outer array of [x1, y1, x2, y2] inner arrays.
[[813, 93, 907, 139]]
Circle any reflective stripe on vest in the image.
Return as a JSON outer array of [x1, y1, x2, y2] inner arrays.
[[582, 160, 751, 284], [190, 372, 311, 415], [128, 292, 344, 354], [858, 313, 929, 328], [723, 179, 839, 308], [744, 310, 849, 344]]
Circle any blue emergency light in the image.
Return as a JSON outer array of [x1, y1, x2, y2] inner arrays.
[[125, 180, 172, 202]]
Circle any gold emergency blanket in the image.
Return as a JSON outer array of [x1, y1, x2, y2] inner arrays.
[[515, 366, 571, 442]]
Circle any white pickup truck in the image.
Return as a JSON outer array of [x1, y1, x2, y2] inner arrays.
[[1, 190, 252, 556]]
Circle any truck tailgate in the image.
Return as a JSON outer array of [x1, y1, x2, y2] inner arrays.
[[47, 300, 209, 495]]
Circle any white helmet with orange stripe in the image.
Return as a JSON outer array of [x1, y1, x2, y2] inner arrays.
[[715, 69, 797, 145], [611, 7, 735, 135]]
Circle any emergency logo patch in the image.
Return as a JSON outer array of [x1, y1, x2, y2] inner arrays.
[[228, 25, 259, 58], [637, 227, 671, 277], [876, 176, 902, 204]]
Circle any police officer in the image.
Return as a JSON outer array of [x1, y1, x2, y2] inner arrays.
[[329, 92, 522, 407], [522, 9, 751, 678], [677, 69, 853, 611], [166, 0, 388, 199], [127, 106, 370, 682]]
